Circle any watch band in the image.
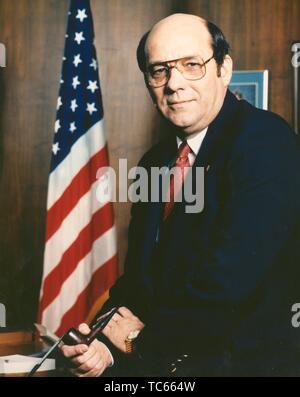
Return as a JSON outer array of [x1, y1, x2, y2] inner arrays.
[[125, 338, 134, 354], [125, 329, 140, 354]]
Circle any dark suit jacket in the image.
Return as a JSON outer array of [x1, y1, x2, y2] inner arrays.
[[98, 90, 300, 376]]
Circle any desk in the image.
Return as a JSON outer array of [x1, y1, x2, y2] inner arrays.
[[0, 331, 67, 376], [0, 331, 39, 356]]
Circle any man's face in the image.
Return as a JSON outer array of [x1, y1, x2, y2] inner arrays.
[[145, 17, 232, 135]]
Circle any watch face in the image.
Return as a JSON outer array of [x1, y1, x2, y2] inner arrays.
[[128, 330, 140, 340]]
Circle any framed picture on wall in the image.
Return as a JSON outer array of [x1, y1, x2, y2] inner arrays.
[[292, 41, 300, 134], [229, 70, 269, 110]]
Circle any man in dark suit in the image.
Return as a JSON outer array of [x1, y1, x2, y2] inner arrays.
[[61, 13, 300, 376]]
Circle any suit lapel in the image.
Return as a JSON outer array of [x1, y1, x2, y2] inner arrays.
[[194, 90, 241, 169]]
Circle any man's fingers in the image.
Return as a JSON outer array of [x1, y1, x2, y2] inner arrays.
[[79, 364, 105, 377], [118, 306, 134, 318], [111, 312, 123, 322], [70, 341, 109, 377], [110, 306, 136, 321], [61, 343, 88, 358], [71, 343, 96, 366], [78, 323, 91, 335], [76, 350, 100, 373]]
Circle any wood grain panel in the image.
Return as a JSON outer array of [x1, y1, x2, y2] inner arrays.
[[0, 0, 69, 327], [188, 0, 300, 122], [0, 0, 299, 328]]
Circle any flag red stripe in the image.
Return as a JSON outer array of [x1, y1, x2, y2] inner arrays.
[[46, 145, 109, 242], [39, 202, 114, 312], [55, 255, 118, 335]]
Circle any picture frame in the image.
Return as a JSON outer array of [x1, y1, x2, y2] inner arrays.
[[229, 70, 269, 110], [292, 41, 300, 134]]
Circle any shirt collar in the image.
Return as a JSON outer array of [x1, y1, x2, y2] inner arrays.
[[176, 127, 208, 156]]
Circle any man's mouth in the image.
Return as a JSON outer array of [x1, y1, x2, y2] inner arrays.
[[168, 99, 194, 105], [168, 99, 194, 108]]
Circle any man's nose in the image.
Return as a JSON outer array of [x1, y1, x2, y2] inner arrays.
[[165, 67, 187, 92]]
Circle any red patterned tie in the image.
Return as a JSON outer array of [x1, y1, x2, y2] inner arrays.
[[163, 141, 191, 221]]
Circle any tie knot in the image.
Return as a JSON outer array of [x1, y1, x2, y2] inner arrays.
[[177, 141, 190, 160]]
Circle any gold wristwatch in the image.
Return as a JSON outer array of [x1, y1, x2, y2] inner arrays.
[[125, 329, 140, 353]]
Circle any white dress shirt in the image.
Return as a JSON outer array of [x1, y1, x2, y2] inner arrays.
[[176, 127, 208, 165]]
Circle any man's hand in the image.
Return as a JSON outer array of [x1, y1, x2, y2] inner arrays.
[[60, 323, 112, 377], [102, 306, 145, 353]]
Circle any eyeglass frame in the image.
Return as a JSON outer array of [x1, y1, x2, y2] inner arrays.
[[145, 54, 215, 88]]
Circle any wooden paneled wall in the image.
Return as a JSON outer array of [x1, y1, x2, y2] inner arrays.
[[0, 0, 299, 328]]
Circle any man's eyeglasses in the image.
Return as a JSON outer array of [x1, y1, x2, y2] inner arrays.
[[145, 54, 214, 88]]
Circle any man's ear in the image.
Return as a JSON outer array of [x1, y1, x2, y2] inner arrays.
[[220, 55, 233, 87]]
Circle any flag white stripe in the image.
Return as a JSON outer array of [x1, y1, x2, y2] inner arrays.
[[42, 179, 108, 283], [47, 120, 106, 209], [41, 227, 117, 331]]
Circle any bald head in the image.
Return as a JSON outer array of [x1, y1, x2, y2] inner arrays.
[[146, 14, 208, 48], [137, 13, 230, 73], [145, 14, 210, 64]]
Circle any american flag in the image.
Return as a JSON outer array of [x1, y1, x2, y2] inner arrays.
[[37, 0, 118, 336]]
